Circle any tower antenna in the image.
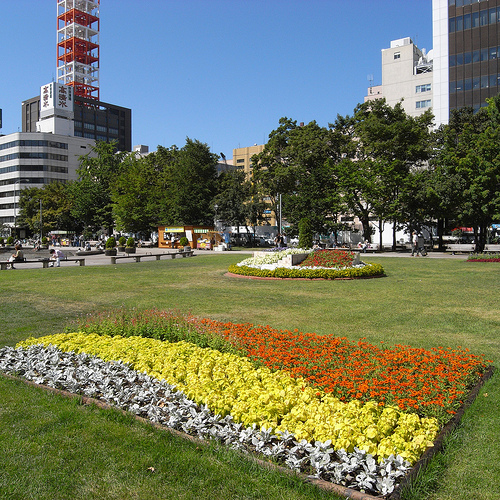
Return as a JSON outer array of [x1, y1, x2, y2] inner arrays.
[[56, 0, 100, 101]]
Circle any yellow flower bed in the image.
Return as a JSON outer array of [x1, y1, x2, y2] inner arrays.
[[18, 332, 438, 464]]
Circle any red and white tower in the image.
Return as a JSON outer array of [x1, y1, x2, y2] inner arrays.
[[57, 0, 100, 101]]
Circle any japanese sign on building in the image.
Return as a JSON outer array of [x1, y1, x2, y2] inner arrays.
[[40, 83, 73, 112]]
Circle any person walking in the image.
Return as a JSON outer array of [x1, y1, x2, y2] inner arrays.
[[411, 231, 418, 256], [417, 233, 426, 256]]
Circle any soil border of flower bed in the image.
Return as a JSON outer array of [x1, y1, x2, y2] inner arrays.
[[1, 363, 494, 500]]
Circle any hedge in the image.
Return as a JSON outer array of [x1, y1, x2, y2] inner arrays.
[[227, 263, 385, 280]]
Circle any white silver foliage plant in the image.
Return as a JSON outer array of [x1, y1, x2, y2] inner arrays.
[[0, 345, 411, 496]]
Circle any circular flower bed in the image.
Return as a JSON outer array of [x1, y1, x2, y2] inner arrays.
[[229, 248, 385, 279]]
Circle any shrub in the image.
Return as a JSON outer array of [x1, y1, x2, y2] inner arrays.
[[0, 237, 4, 245], [126, 237, 135, 248], [105, 236, 116, 249], [179, 236, 189, 247], [298, 217, 313, 249], [6, 236, 14, 245], [118, 236, 126, 246], [228, 262, 385, 279]]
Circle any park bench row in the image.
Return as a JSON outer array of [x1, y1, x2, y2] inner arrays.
[[109, 250, 194, 265], [445, 243, 500, 254], [0, 257, 86, 270]]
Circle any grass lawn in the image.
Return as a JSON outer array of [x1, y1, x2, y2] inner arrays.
[[0, 254, 498, 500]]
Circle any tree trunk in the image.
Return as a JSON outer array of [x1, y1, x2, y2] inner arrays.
[[437, 219, 444, 251], [378, 219, 384, 252], [392, 219, 397, 251], [361, 218, 371, 243]]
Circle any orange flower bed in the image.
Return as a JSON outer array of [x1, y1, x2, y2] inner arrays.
[[196, 318, 488, 423]]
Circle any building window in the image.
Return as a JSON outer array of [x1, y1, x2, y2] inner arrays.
[[480, 10, 488, 26], [236, 159, 245, 164], [464, 13, 471, 30], [416, 100, 431, 109], [416, 84, 431, 93], [393, 52, 400, 60], [472, 11, 480, 28]]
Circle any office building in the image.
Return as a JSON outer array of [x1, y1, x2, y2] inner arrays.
[[365, 37, 433, 118], [433, 0, 500, 125], [22, 89, 132, 153], [232, 144, 265, 179], [0, 132, 94, 228], [0, 0, 132, 232]]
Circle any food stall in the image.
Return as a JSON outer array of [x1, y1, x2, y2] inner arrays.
[[158, 225, 214, 249], [196, 231, 223, 250]]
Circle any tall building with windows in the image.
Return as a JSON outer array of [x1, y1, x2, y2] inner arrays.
[[22, 91, 131, 153], [0, 0, 132, 232], [433, 0, 500, 125], [232, 144, 264, 179], [365, 37, 433, 117]]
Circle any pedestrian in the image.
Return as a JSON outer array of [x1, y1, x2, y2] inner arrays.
[[49, 248, 65, 267], [411, 231, 418, 256], [417, 233, 426, 256]]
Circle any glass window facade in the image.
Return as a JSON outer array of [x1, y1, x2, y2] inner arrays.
[[448, 0, 500, 113]]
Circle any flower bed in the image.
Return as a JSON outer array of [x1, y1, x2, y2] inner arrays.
[[298, 249, 357, 268], [0, 344, 412, 496], [0, 309, 491, 497], [230, 248, 385, 279], [70, 309, 489, 424], [467, 253, 500, 262]]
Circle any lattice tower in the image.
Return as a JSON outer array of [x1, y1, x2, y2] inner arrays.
[[57, 0, 100, 101]]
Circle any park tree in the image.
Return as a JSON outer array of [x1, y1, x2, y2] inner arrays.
[[212, 169, 266, 244], [252, 118, 342, 236], [331, 99, 433, 248], [432, 99, 500, 251], [111, 150, 171, 236], [70, 141, 127, 235], [213, 169, 251, 229], [167, 138, 219, 226], [18, 183, 76, 236]]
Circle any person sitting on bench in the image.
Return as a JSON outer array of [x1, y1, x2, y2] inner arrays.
[[8, 244, 24, 269], [49, 248, 65, 267]]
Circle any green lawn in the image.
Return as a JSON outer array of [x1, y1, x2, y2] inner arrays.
[[0, 254, 498, 500]]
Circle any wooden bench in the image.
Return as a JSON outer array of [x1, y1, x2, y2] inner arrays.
[[0, 257, 85, 270], [483, 244, 500, 253], [445, 244, 476, 254], [110, 251, 194, 265]]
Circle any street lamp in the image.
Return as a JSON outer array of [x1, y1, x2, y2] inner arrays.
[[39, 199, 43, 242], [12, 179, 20, 238], [214, 204, 218, 230]]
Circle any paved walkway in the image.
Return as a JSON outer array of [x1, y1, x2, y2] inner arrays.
[[0, 246, 469, 271]]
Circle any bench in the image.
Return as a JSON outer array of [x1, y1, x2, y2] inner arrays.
[[0, 257, 85, 270], [483, 244, 500, 253], [445, 244, 476, 254], [110, 251, 194, 265]]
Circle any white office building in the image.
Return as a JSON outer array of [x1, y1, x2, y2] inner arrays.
[[365, 37, 433, 118], [0, 83, 96, 230]]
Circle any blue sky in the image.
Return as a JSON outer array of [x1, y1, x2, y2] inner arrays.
[[0, 0, 432, 159]]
